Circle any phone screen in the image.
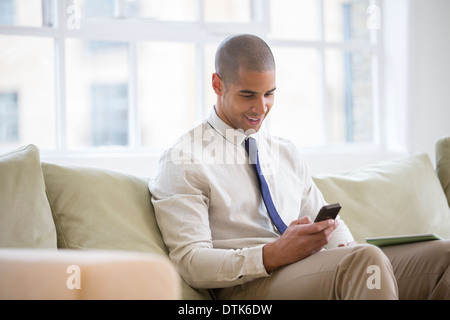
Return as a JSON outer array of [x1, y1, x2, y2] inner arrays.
[[314, 203, 341, 222]]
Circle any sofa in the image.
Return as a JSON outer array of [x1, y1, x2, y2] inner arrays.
[[1, 136, 449, 300]]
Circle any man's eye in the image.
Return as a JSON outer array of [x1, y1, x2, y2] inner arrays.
[[241, 95, 253, 98]]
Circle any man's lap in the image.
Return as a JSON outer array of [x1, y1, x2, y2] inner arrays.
[[380, 239, 450, 299], [216, 244, 397, 300], [215, 240, 450, 299]]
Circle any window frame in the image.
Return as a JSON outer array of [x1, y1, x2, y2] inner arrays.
[[0, 0, 384, 155]]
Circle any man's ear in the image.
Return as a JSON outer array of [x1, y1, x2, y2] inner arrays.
[[212, 73, 224, 96]]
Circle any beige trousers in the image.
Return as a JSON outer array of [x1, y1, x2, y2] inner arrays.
[[216, 240, 450, 300]]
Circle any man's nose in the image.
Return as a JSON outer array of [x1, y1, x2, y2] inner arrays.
[[252, 95, 268, 114]]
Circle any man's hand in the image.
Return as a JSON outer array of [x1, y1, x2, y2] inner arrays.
[[338, 240, 358, 247], [263, 216, 338, 272]]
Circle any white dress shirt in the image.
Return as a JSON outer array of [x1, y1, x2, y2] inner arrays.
[[149, 107, 355, 289]]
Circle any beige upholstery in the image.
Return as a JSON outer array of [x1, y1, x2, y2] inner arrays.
[[313, 153, 450, 244], [0, 249, 180, 300], [1, 139, 449, 300], [41, 162, 211, 300], [42, 162, 168, 253], [0, 145, 57, 248], [436, 136, 450, 206]]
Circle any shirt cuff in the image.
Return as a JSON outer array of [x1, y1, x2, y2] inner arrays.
[[243, 244, 271, 278]]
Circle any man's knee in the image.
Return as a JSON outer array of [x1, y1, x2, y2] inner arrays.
[[347, 244, 392, 267], [356, 244, 394, 279], [337, 244, 398, 299]]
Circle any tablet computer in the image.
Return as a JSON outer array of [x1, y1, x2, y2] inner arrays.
[[365, 233, 443, 247]]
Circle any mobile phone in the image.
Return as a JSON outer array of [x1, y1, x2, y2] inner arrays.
[[314, 203, 342, 223]]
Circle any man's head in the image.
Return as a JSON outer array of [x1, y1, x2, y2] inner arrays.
[[212, 34, 276, 133]]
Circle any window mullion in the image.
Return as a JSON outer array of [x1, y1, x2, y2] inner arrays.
[[54, 0, 67, 151], [251, 0, 268, 24], [372, 0, 383, 148], [128, 41, 139, 150], [195, 42, 205, 122], [114, 0, 127, 18], [317, 0, 327, 146], [42, 0, 56, 27], [54, 38, 66, 151], [196, 0, 205, 23]]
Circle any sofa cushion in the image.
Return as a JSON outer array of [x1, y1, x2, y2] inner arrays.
[[313, 153, 450, 244], [42, 162, 166, 253], [42, 162, 210, 300], [436, 136, 450, 206], [0, 145, 57, 248], [0, 249, 181, 300]]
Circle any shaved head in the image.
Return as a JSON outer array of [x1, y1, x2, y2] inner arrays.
[[215, 34, 275, 86]]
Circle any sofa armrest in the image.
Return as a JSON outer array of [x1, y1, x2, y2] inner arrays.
[[436, 136, 450, 206], [0, 249, 181, 300]]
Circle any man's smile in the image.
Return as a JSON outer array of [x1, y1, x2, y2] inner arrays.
[[244, 115, 263, 126]]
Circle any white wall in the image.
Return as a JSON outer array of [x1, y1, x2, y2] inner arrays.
[[407, 0, 450, 160], [381, 0, 450, 161]]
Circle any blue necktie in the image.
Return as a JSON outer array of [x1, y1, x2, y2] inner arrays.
[[245, 137, 288, 234]]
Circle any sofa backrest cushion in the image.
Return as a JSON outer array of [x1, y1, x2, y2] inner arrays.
[[42, 162, 167, 253], [0, 145, 57, 248], [313, 152, 450, 244], [436, 136, 450, 206], [42, 162, 211, 300]]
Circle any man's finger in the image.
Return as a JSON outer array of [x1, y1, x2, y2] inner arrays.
[[289, 216, 312, 226]]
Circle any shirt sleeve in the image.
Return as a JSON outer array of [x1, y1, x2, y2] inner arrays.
[[293, 147, 355, 248], [149, 149, 270, 289]]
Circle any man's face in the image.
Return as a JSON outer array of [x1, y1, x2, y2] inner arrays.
[[214, 68, 276, 133]]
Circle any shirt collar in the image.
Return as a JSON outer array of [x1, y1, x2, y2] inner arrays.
[[206, 106, 260, 147]]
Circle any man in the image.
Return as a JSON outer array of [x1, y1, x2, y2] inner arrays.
[[149, 34, 449, 299]]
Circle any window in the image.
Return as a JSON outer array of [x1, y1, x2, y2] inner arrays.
[[268, 0, 380, 147], [0, 0, 42, 27], [0, 34, 56, 149], [0, 92, 19, 144], [91, 84, 128, 147], [65, 39, 129, 149], [0, 0, 15, 25], [0, 0, 381, 153]]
